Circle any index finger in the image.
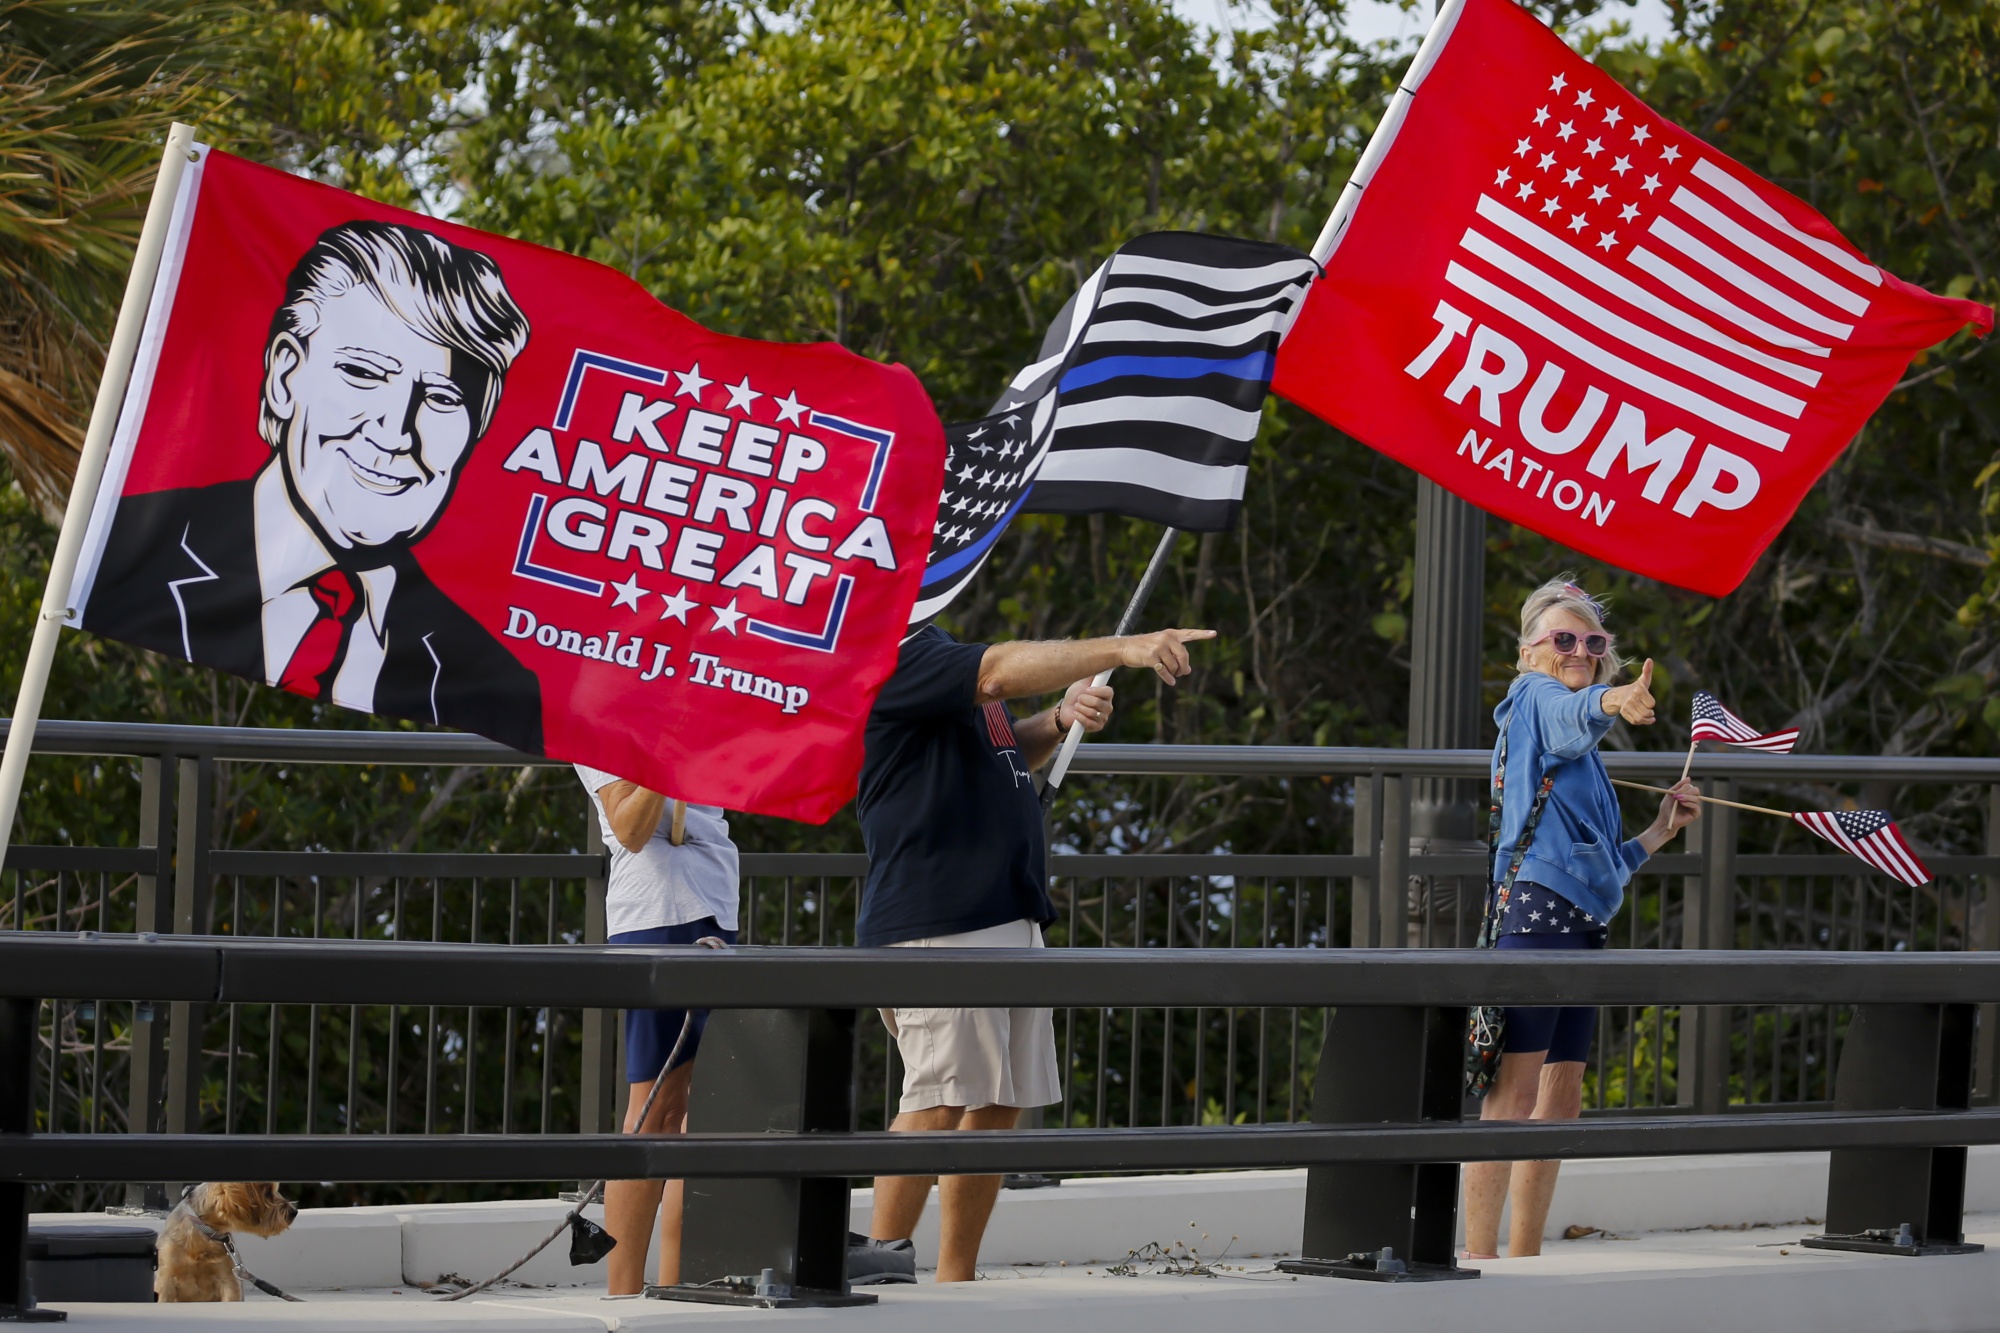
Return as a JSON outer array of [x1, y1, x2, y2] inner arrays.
[[1173, 628, 1219, 642]]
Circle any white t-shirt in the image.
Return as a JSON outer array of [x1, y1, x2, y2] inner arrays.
[[575, 765, 740, 936]]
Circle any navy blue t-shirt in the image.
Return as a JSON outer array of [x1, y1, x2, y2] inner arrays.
[[854, 626, 1053, 946]]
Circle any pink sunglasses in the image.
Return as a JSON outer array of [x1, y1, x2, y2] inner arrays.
[[1526, 629, 1615, 658]]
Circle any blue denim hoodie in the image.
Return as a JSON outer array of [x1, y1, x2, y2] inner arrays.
[[1490, 672, 1650, 924]]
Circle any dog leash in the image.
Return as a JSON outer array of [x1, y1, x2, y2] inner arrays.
[[171, 1188, 304, 1303], [440, 934, 726, 1301]]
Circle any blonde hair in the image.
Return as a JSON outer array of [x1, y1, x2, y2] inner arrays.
[[1517, 573, 1625, 686]]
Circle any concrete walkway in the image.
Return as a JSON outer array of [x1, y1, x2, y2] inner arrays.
[[27, 1216, 2000, 1333]]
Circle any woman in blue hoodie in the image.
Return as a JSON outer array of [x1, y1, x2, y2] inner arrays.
[[1462, 577, 1701, 1260]]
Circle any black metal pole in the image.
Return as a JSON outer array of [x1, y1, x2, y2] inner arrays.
[[1405, 480, 1487, 946], [0, 995, 63, 1321]]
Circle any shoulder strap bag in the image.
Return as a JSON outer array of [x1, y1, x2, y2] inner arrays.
[[1464, 718, 1555, 1098]]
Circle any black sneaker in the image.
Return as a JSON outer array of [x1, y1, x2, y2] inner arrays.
[[847, 1233, 917, 1285]]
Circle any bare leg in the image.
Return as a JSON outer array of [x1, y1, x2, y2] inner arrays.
[[1462, 1050, 1546, 1258], [605, 1064, 694, 1295], [935, 1105, 1021, 1282], [872, 1105, 963, 1243], [1505, 1059, 1585, 1258]]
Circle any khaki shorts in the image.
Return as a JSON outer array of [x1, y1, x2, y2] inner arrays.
[[880, 919, 1060, 1113]]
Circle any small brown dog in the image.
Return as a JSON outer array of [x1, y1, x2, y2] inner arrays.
[[154, 1182, 298, 1302]]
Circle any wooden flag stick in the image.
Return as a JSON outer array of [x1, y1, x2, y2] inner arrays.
[[1610, 778, 1791, 820], [669, 799, 687, 846], [1678, 738, 1699, 784]]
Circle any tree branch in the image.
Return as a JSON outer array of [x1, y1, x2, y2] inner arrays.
[[1827, 517, 1990, 567]]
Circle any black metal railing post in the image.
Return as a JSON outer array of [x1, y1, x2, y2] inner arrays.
[[0, 995, 61, 1320], [164, 756, 213, 1141], [1377, 775, 1410, 949], [1680, 778, 1736, 1113], [118, 756, 176, 1213], [1806, 1003, 1983, 1256], [1979, 785, 2000, 1105], [1282, 1004, 1473, 1282], [1352, 774, 1380, 948], [578, 800, 617, 1136], [665, 1008, 872, 1308]]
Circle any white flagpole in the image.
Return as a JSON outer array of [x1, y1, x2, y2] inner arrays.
[[0, 122, 199, 870], [1042, 525, 1179, 794], [1308, 0, 1470, 265]]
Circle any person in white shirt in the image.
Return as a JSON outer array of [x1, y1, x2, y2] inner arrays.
[[576, 764, 740, 1295]]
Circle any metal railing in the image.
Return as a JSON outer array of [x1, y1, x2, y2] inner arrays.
[[3, 718, 1997, 1211], [6, 934, 2000, 1184]]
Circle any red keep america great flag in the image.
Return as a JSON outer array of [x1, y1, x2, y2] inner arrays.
[[66, 144, 945, 823], [1273, 0, 1992, 596]]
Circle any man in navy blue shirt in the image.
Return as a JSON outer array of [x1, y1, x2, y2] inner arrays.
[[860, 622, 1213, 1281]]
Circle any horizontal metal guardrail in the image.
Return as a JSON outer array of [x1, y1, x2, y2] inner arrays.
[[6, 717, 2000, 782], [8, 932, 2000, 1010], [7, 1110, 2000, 1182]]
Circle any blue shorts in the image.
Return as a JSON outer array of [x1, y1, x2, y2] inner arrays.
[[1495, 930, 1599, 1064], [609, 919, 738, 1082]]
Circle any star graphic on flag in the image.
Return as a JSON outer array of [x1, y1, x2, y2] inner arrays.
[[1557, 120, 1576, 141], [1575, 88, 1595, 110], [1540, 197, 1561, 217], [1611, 155, 1632, 176], [1495, 167, 1513, 186], [709, 600, 744, 635], [1661, 144, 1682, 163], [772, 389, 808, 425], [1516, 181, 1536, 202], [1588, 183, 1610, 204], [1619, 202, 1640, 221], [658, 586, 696, 622], [674, 363, 711, 399], [1568, 213, 1588, 233], [1562, 166, 1582, 187], [1641, 173, 1662, 194], [1631, 123, 1651, 144], [1513, 138, 1531, 158], [1583, 137, 1603, 158], [956, 461, 978, 481], [968, 426, 987, 439], [1002, 413, 1021, 427], [1533, 106, 1550, 125], [1596, 231, 1617, 251], [1604, 105, 1624, 127], [609, 572, 648, 611], [1549, 73, 1567, 93], [724, 377, 761, 412]]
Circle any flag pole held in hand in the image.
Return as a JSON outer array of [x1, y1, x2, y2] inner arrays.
[[1609, 779, 1930, 886], [1043, 526, 1180, 796], [1610, 778, 1789, 819]]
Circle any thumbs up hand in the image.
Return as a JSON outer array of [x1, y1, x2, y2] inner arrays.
[[1602, 658, 1657, 725]]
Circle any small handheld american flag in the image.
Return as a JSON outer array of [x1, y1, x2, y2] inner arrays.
[[1690, 690, 1798, 753], [1791, 809, 1932, 887]]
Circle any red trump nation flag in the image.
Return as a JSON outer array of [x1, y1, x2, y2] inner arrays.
[[66, 144, 946, 823], [1273, 0, 1992, 596]]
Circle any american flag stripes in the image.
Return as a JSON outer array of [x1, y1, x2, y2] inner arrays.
[[1690, 689, 1799, 753], [1454, 94, 1873, 460], [909, 232, 1317, 628], [1792, 809, 1932, 888]]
